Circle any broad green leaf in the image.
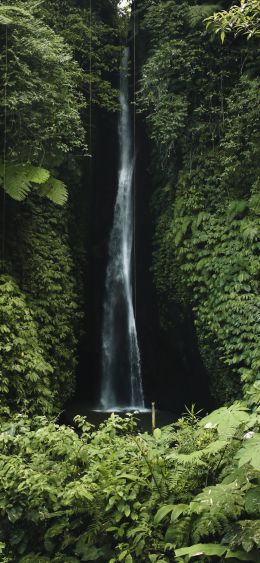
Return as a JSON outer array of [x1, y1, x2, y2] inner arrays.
[[170, 504, 188, 522], [225, 549, 260, 561], [175, 543, 226, 558], [154, 504, 175, 524]]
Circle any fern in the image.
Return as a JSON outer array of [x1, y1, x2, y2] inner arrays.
[[240, 219, 259, 242], [190, 482, 245, 542], [165, 515, 191, 548], [38, 177, 68, 206], [0, 163, 49, 201], [249, 192, 260, 215], [0, 163, 67, 205], [166, 439, 227, 466], [227, 199, 248, 221], [188, 4, 221, 27]]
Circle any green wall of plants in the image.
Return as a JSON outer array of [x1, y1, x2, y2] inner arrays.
[[137, 0, 260, 403]]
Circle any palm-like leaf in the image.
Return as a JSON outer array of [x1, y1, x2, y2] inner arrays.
[[0, 163, 67, 205], [188, 4, 221, 27], [38, 177, 68, 206]]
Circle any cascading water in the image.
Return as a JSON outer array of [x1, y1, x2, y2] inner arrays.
[[100, 47, 145, 411]]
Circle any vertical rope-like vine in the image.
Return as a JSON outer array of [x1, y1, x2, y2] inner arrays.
[[89, 0, 92, 154], [133, 0, 137, 318], [1, 25, 8, 270]]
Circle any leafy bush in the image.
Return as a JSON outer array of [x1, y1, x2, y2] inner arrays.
[[0, 406, 259, 562]]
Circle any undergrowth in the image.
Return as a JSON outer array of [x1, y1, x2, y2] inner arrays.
[[0, 398, 259, 562]]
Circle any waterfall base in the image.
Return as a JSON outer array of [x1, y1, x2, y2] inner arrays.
[[62, 402, 176, 431], [94, 406, 150, 413]]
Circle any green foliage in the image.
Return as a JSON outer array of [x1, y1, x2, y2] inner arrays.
[[206, 0, 260, 41], [0, 163, 68, 205], [0, 194, 81, 413], [138, 0, 260, 402], [39, 0, 121, 114], [0, 406, 259, 561], [0, 0, 86, 165], [155, 190, 260, 401], [11, 198, 81, 406], [0, 275, 53, 416], [188, 4, 221, 28]]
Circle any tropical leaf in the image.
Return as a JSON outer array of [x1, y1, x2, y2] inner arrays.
[[174, 542, 226, 558], [0, 163, 49, 201], [0, 162, 67, 205], [235, 433, 260, 470], [225, 549, 259, 561], [170, 504, 188, 522], [154, 504, 175, 524], [199, 403, 250, 437], [38, 177, 68, 206]]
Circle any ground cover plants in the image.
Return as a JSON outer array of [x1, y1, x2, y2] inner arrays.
[[0, 400, 259, 562]]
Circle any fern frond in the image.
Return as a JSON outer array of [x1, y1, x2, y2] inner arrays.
[[38, 177, 68, 206], [190, 482, 244, 542], [165, 515, 192, 548], [240, 219, 259, 243], [192, 509, 230, 542], [174, 216, 193, 246], [188, 4, 221, 27], [0, 163, 67, 205], [227, 199, 248, 221], [26, 166, 50, 185], [0, 163, 50, 201]]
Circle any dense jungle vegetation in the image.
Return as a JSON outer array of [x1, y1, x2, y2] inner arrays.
[[0, 0, 259, 561]]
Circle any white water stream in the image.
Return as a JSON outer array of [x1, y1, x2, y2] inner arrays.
[[100, 48, 145, 411]]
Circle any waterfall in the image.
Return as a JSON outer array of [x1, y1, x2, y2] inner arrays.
[[100, 47, 145, 411]]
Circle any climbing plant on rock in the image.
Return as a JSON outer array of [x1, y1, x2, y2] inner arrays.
[[0, 275, 53, 416], [138, 0, 260, 402]]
